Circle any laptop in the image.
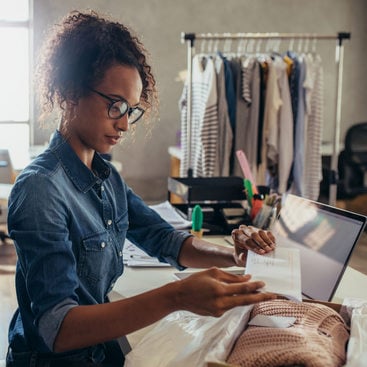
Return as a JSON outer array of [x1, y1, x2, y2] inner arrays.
[[273, 194, 366, 301]]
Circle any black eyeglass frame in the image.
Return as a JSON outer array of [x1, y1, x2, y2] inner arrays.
[[90, 88, 145, 124]]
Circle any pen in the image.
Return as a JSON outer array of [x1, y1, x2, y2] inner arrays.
[[250, 194, 263, 220], [244, 179, 253, 208]]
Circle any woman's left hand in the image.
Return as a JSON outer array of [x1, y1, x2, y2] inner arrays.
[[231, 225, 276, 266]]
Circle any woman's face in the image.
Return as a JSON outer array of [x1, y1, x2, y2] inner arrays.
[[63, 63, 143, 164]]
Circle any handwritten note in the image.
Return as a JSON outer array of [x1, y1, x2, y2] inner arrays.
[[245, 247, 302, 302]]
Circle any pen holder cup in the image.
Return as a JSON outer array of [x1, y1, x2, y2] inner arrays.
[[256, 185, 270, 198], [252, 204, 278, 230], [251, 189, 281, 230]]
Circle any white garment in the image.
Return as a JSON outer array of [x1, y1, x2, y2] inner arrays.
[[303, 53, 324, 200], [257, 57, 281, 185], [272, 56, 294, 194]]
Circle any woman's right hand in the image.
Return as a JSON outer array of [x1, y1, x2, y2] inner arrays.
[[174, 267, 276, 317]]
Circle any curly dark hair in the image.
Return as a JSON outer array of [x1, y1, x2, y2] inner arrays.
[[37, 10, 158, 121]]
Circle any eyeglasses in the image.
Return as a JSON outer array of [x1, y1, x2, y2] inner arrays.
[[90, 89, 145, 124]]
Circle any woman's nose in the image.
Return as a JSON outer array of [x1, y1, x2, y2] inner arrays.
[[115, 113, 129, 132]]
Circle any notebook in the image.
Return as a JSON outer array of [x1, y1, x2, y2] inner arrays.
[[272, 194, 366, 301]]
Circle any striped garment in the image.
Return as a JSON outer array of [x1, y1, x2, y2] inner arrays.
[[179, 54, 219, 177], [303, 53, 324, 200]]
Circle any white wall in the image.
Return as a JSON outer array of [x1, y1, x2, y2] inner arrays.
[[33, 0, 367, 201]]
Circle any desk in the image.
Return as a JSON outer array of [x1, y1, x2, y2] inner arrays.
[[113, 258, 367, 303], [111, 236, 367, 347], [0, 184, 12, 224]]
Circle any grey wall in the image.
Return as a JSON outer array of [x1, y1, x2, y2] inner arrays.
[[33, 0, 367, 201]]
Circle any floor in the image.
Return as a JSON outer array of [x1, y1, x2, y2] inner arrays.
[[1, 197, 367, 360]]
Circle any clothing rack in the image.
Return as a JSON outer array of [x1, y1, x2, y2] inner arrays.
[[181, 31, 351, 206]]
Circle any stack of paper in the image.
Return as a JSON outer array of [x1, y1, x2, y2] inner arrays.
[[123, 239, 171, 267], [245, 247, 302, 302], [123, 201, 191, 267], [149, 201, 191, 229]]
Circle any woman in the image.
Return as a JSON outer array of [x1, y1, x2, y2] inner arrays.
[[6, 10, 276, 366]]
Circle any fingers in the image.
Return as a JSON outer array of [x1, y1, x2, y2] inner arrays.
[[209, 274, 277, 316], [232, 225, 276, 255], [207, 267, 250, 283], [205, 268, 275, 303], [179, 268, 277, 318]]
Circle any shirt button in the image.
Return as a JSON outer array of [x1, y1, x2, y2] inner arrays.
[[119, 251, 123, 257], [107, 219, 112, 226], [101, 186, 105, 192], [101, 241, 106, 248]]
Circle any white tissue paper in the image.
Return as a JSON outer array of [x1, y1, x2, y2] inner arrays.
[[124, 305, 253, 367], [343, 298, 367, 367]]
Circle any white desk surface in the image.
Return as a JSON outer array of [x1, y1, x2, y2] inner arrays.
[[113, 257, 367, 304], [113, 236, 367, 303], [111, 236, 367, 348]]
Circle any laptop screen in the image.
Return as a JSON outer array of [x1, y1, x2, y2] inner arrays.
[[273, 194, 366, 301]]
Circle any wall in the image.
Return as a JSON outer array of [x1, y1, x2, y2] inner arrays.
[[32, 0, 367, 201]]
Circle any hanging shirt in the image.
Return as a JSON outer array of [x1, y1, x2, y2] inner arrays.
[[303, 53, 324, 200], [273, 55, 294, 194], [241, 56, 261, 182], [257, 57, 282, 187], [179, 54, 218, 177], [214, 55, 233, 176], [258, 56, 294, 193], [291, 54, 307, 196], [218, 52, 236, 133]]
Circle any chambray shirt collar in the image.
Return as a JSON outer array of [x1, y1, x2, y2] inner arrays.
[[49, 130, 111, 193]]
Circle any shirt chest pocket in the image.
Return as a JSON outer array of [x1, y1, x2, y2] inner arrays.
[[78, 232, 118, 285], [77, 211, 129, 286]]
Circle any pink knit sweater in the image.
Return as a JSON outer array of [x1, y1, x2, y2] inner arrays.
[[226, 300, 349, 367]]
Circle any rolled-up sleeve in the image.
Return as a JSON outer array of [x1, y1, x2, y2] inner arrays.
[[8, 174, 80, 351], [125, 187, 192, 270], [38, 298, 78, 351]]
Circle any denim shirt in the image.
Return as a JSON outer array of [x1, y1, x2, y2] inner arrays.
[[7, 130, 190, 362]]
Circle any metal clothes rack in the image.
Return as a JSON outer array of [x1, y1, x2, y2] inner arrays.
[[181, 31, 351, 206]]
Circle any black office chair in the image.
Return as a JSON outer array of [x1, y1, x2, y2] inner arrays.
[[338, 122, 367, 198]]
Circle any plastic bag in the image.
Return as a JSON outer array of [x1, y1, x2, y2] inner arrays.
[[344, 299, 367, 367], [125, 305, 253, 367]]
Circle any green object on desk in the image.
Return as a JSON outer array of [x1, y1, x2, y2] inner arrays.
[[192, 204, 203, 231], [244, 179, 253, 208]]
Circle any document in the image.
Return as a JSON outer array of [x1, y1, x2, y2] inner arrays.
[[123, 239, 171, 267], [245, 247, 302, 302], [149, 201, 192, 229], [122, 201, 191, 267]]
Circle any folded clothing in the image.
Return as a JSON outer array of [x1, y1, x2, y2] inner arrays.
[[227, 299, 349, 367]]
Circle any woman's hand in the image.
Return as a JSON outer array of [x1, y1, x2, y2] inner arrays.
[[231, 225, 276, 266], [175, 267, 276, 317]]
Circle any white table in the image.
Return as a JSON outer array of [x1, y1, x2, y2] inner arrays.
[[113, 258, 367, 303], [111, 236, 367, 347]]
